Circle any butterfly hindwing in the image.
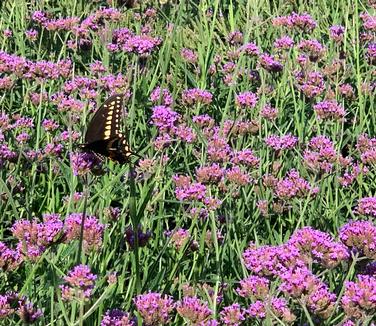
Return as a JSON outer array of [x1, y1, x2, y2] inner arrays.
[[82, 94, 134, 164]]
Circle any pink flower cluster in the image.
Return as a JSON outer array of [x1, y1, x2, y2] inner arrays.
[[60, 265, 97, 301]]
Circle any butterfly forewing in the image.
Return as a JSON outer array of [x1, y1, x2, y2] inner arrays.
[[82, 94, 134, 164], [84, 94, 124, 143]]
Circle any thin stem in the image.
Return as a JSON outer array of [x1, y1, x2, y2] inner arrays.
[[76, 176, 89, 265], [129, 163, 141, 294]]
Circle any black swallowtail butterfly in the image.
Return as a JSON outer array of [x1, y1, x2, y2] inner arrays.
[[81, 94, 135, 164]]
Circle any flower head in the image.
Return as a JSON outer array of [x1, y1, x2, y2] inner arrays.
[[60, 265, 97, 301], [134, 292, 175, 325]]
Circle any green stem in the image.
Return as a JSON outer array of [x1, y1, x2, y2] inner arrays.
[[301, 302, 315, 326], [76, 176, 89, 265], [129, 163, 141, 294]]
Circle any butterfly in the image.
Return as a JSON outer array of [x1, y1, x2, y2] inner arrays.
[[81, 94, 136, 164]]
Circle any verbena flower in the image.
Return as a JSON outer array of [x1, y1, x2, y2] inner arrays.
[[0, 292, 42, 322], [231, 149, 259, 167], [235, 91, 258, 109], [89, 60, 107, 75], [101, 309, 134, 326], [225, 166, 252, 186], [0, 242, 22, 272], [298, 39, 326, 61], [134, 292, 175, 325], [239, 42, 260, 56], [182, 88, 213, 105], [313, 100, 346, 121], [196, 164, 225, 184], [151, 105, 180, 132], [70, 152, 101, 176], [303, 135, 338, 173], [25, 29, 38, 41], [175, 124, 197, 143], [193, 114, 215, 128], [274, 36, 294, 50], [260, 104, 278, 120], [176, 296, 213, 324], [219, 303, 245, 326], [356, 197, 376, 217], [296, 71, 325, 98], [227, 31, 243, 45], [275, 169, 319, 200], [329, 25, 345, 42], [339, 220, 376, 259], [64, 213, 105, 251], [265, 134, 298, 151], [16, 298, 44, 323], [60, 265, 97, 301], [342, 275, 376, 319], [150, 87, 173, 106], [288, 227, 349, 268], [124, 226, 151, 249], [259, 53, 283, 72], [236, 275, 270, 299], [366, 43, 376, 64], [13, 213, 63, 247], [243, 243, 304, 277], [42, 119, 59, 132], [167, 228, 191, 251], [207, 135, 232, 162], [122, 34, 162, 57], [247, 298, 295, 323], [181, 48, 198, 64], [279, 266, 336, 319], [338, 163, 368, 187]]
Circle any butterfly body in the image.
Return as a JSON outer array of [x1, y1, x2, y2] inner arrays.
[[81, 94, 134, 164]]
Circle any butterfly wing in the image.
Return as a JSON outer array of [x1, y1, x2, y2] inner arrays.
[[83, 94, 134, 164], [85, 94, 124, 144]]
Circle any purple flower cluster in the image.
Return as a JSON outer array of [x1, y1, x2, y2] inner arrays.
[[70, 152, 101, 176], [279, 266, 336, 318], [357, 134, 376, 166], [303, 135, 338, 173], [150, 86, 173, 106], [339, 220, 376, 259], [11, 213, 63, 261], [247, 297, 295, 322], [182, 88, 213, 105], [0, 51, 71, 80], [265, 134, 298, 151], [124, 225, 152, 249], [295, 70, 325, 98], [64, 213, 105, 251], [60, 265, 97, 301], [101, 309, 135, 326], [275, 169, 319, 200], [356, 197, 376, 217], [176, 296, 213, 324], [259, 53, 283, 72], [134, 292, 174, 325], [288, 227, 349, 268], [235, 91, 258, 109], [342, 275, 376, 319], [0, 292, 42, 323], [219, 303, 245, 325], [272, 12, 317, 32], [181, 48, 198, 64], [0, 242, 22, 272], [313, 100, 346, 121], [298, 39, 326, 61]]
